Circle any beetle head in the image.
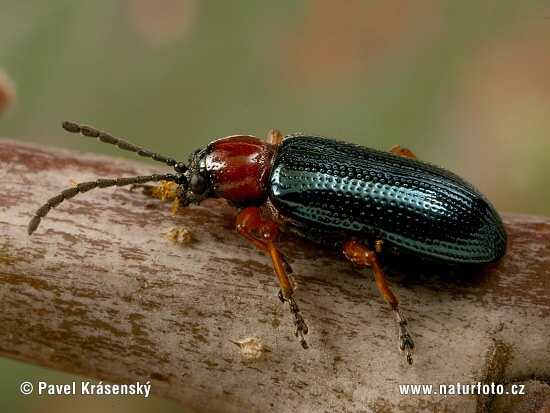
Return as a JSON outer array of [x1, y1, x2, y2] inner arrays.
[[177, 148, 212, 206]]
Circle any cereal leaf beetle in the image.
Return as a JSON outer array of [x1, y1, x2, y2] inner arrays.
[[28, 121, 507, 364]]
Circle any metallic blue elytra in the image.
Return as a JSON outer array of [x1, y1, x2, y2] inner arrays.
[[268, 135, 507, 265]]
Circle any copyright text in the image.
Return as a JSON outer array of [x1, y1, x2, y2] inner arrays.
[[19, 381, 151, 398]]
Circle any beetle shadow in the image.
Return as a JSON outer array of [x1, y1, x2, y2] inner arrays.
[[378, 252, 497, 291], [281, 233, 499, 296]]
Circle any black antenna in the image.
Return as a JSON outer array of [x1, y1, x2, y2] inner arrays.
[[28, 121, 188, 235], [28, 173, 181, 235], [62, 121, 187, 170]]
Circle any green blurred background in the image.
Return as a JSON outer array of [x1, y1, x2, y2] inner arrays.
[[1, 1, 548, 412]]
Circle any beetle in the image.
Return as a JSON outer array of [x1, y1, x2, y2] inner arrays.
[[28, 121, 507, 364]]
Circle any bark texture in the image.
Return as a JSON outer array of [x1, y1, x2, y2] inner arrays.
[[0, 139, 548, 412]]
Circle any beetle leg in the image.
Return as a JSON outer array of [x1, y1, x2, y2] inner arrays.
[[236, 207, 295, 289], [278, 290, 309, 349], [236, 206, 308, 349], [389, 145, 417, 159], [343, 238, 414, 364], [267, 130, 283, 145]]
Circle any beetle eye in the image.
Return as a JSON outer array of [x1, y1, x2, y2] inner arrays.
[[174, 162, 187, 173], [189, 173, 207, 195]]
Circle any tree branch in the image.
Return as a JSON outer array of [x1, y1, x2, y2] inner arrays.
[[1, 139, 548, 412]]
